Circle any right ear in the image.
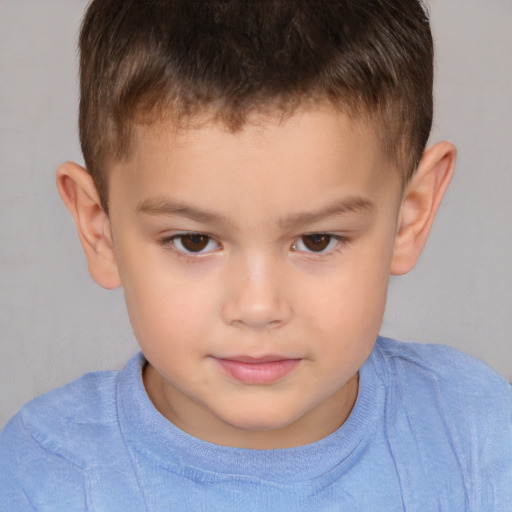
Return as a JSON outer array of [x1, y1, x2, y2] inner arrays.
[[56, 162, 121, 289]]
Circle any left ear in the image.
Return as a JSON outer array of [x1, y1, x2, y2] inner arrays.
[[391, 141, 456, 275]]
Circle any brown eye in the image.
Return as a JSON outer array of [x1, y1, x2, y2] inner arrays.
[[173, 233, 217, 253], [301, 234, 332, 252]]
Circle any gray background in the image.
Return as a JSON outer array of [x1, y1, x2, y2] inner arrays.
[[0, 0, 511, 427]]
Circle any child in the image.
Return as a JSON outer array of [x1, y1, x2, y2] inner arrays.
[[1, 0, 511, 510]]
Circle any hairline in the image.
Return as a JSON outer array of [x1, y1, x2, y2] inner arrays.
[[96, 96, 411, 214]]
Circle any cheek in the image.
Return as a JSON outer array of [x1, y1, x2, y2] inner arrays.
[[301, 247, 391, 356], [314, 254, 389, 318], [116, 245, 219, 352], [124, 277, 211, 347]]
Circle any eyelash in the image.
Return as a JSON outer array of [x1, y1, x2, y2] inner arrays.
[[290, 234, 346, 255], [159, 232, 221, 258], [159, 232, 348, 258]]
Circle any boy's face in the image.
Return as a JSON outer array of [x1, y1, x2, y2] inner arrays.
[[106, 106, 404, 448]]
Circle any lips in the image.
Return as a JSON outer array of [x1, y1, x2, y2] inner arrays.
[[214, 356, 301, 384]]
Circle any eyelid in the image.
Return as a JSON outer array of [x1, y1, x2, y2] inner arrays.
[[160, 231, 221, 255], [158, 231, 348, 258], [291, 233, 347, 254]]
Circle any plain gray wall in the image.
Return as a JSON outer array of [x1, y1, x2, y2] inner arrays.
[[1, 0, 511, 427]]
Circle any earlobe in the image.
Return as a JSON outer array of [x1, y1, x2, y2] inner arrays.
[[56, 162, 121, 289], [391, 141, 456, 275]]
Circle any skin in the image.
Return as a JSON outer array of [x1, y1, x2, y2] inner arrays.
[[57, 105, 456, 449]]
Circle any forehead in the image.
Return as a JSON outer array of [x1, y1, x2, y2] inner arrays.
[[108, 105, 400, 216]]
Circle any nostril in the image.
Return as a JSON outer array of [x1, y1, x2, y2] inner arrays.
[[221, 292, 292, 330], [220, 258, 293, 329]]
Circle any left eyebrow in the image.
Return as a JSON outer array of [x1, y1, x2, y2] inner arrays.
[[277, 197, 375, 229]]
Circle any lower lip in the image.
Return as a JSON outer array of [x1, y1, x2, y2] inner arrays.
[[214, 358, 301, 384]]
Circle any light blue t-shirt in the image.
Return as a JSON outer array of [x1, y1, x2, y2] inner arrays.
[[1, 337, 511, 511]]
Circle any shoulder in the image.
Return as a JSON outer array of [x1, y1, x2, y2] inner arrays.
[[0, 353, 145, 468], [372, 339, 511, 471], [372, 336, 511, 409], [0, 354, 144, 510], [0, 369, 118, 509], [0, 368, 120, 471], [369, 337, 512, 506], [374, 336, 507, 382], [0, 353, 145, 510], [371, 336, 512, 437]]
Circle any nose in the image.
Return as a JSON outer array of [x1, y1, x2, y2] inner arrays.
[[221, 254, 292, 330]]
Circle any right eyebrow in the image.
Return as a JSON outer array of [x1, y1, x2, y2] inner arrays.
[[136, 198, 234, 226]]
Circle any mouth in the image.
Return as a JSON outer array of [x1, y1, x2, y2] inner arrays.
[[213, 355, 302, 385]]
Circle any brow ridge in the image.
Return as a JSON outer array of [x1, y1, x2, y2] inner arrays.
[[136, 196, 375, 228]]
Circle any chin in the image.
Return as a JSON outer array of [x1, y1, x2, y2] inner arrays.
[[222, 407, 300, 433]]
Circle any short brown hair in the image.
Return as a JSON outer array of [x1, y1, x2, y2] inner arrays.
[[79, 0, 433, 210]]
